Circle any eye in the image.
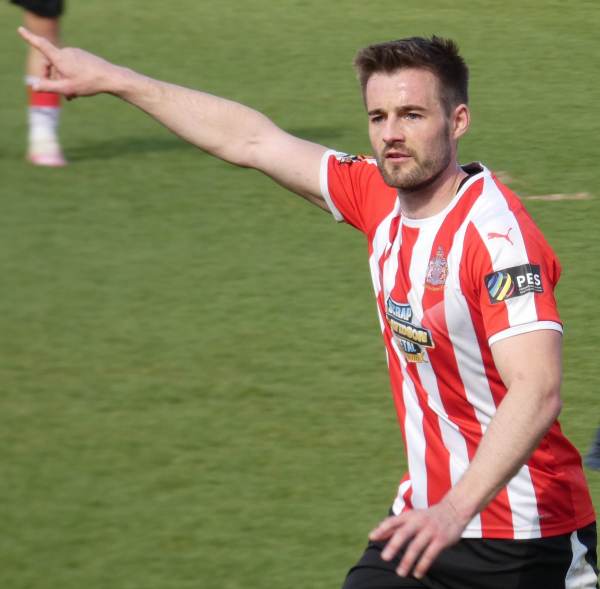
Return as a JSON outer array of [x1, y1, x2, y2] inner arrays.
[[404, 112, 423, 120], [369, 115, 384, 124]]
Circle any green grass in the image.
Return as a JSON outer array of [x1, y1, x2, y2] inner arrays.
[[0, 1, 599, 588]]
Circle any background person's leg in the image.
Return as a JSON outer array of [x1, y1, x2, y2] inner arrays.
[[13, 0, 66, 166], [23, 9, 65, 166]]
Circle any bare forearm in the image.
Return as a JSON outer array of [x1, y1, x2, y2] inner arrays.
[[17, 27, 328, 203], [444, 382, 561, 522], [369, 331, 564, 580], [110, 66, 276, 167]]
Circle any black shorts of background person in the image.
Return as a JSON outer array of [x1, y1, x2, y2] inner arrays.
[[10, 0, 64, 18]]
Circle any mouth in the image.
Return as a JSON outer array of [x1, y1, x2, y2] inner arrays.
[[384, 152, 412, 161]]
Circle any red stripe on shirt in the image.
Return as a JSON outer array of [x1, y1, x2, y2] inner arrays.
[[492, 178, 562, 326], [375, 213, 412, 496], [391, 224, 452, 507], [491, 178, 592, 536], [460, 223, 508, 408], [459, 222, 515, 535], [418, 180, 487, 507]]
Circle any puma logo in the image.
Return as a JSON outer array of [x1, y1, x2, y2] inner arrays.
[[487, 227, 513, 245]]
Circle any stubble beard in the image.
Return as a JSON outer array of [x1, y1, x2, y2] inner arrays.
[[377, 133, 453, 193]]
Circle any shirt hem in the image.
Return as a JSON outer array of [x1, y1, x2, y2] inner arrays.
[[461, 512, 596, 539], [488, 320, 563, 347]]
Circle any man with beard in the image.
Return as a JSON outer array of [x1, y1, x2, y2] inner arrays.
[[18, 28, 597, 589]]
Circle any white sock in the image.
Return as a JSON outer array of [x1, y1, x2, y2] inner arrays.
[[26, 76, 63, 156], [29, 107, 61, 148]]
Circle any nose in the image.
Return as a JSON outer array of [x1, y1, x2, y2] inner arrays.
[[382, 116, 405, 146]]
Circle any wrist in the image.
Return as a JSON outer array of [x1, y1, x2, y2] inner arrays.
[[108, 65, 138, 98], [111, 67, 164, 109], [441, 489, 479, 527]]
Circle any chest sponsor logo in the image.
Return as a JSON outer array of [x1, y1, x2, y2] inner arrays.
[[485, 263, 543, 304], [425, 245, 448, 291], [386, 298, 434, 363]]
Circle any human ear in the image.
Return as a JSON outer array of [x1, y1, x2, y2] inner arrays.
[[452, 104, 470, 139]]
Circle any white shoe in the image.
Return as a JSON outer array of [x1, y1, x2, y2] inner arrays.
[[27, 138, 67, 167]]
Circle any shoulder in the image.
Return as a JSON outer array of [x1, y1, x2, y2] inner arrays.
[[328, 151, 393, 200], [465, 165, 538, 240], [322, 150, 397, 234], [326, 151, 381, 184], [461, 165, 560, 280]]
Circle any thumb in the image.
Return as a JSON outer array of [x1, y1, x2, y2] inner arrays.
[[31, 77, 73, 96]]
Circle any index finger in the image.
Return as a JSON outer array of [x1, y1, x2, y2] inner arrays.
[[17, 26, 60, 60]]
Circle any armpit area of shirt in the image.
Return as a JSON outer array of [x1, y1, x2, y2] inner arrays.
[[488, 321, 563, 347]]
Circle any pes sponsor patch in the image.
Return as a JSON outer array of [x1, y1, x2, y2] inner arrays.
[[485, 264, 543, 304]]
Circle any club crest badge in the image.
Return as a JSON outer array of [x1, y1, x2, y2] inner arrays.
[[425, 246, 448, 291]]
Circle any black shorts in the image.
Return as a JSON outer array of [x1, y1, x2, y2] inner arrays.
[[342, 523, 599, 589], [10, 0, 64, 18]]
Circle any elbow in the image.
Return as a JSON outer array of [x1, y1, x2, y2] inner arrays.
[[217, 134, 262, 169], [238, 136, 262, 169], [212, 138, 255, 168], [542, 386, 563, 426], [550, 391, 563, 421]]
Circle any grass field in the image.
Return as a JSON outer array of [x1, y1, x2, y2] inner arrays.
[[1, 1, 599, 588]]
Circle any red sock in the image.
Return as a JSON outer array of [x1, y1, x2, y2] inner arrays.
[[28, 86, 61, 108]]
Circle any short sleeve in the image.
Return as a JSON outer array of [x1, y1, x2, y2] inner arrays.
[[461, 208, 562, 346], [319, 150, 397, 235]]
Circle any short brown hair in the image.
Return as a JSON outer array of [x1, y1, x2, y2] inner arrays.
[[354, 36, 469, 115]]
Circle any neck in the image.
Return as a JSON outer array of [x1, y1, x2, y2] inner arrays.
[[398, 163, 468, 220]]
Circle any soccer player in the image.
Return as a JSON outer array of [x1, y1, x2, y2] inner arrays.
[[12, 0, 66, 166], [17, 28, 598, 589]]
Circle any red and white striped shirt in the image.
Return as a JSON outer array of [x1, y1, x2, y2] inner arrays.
[[320, 151, 595, 539]]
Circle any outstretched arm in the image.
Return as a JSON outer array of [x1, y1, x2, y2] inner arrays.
[[369, 329, 563, 579], [18, 27, 329, 209]]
